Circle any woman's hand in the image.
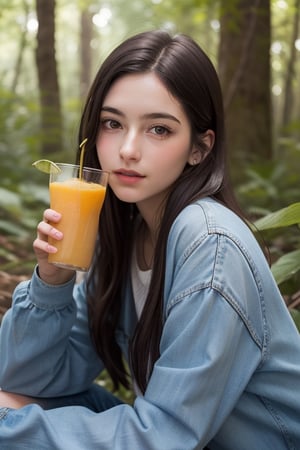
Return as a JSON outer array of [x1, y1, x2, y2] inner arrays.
[[33, 208, 75, 285], [0, 390, 36, 409]]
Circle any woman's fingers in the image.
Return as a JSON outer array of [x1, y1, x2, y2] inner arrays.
[[33, 236, 59, 255], [33, 209, 63, 255], [43, 208, 61, 224], [36, 221, 63, 244], [32, 209, 75, 284]]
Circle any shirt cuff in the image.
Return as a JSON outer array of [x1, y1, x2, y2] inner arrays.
[[28, 265, 76, 310]]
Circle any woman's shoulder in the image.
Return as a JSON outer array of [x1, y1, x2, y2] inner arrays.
[[171, 197, 246, 237], [168, 197, 262, 263]]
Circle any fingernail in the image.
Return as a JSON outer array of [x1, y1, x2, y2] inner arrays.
[[47, 245, 57, 253]]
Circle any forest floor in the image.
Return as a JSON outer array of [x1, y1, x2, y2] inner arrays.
[[0, 235, 34, 324]]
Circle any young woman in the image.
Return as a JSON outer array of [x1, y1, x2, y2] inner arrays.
[[0, 30, 300, 450]]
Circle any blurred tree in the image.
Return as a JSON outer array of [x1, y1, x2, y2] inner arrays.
[[218, 0, 272, 181], [281, 0, 300, 130], [11, 0, 30, 93], [79, 7, 94, 101], [35, 0, 63, 155]]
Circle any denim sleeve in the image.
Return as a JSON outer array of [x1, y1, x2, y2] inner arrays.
[[0, 267, 103, 397]]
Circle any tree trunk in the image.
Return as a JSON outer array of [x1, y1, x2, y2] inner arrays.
[[218, 0, 272, 182], [80, 9, 94, 102], [11, 0, 30, 93], [35, 0, 63, 155], [281, 0, 300, 130]]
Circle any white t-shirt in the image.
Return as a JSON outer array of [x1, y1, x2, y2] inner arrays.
[[131, 244, 152, 319]]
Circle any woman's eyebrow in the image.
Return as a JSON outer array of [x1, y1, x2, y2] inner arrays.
[[101, 106, 181, 124], [101, 106, 124, 116], [142, 112, 181, 124]]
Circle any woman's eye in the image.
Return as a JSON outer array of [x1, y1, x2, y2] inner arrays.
[[150, 125, 171, 136], [101, 119, 121, 129]]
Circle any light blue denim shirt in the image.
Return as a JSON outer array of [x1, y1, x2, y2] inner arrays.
[[1, 198, 300, 449]]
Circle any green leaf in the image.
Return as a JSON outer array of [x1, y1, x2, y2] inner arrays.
[[290, 309, 300, 332], [0, 219, 28, 237], [254, 203, 300, 230], [271, 250, 300, 285], [0, 187, 21, 207]]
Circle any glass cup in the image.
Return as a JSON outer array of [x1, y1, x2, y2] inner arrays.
[[47, 163, 109, 271]]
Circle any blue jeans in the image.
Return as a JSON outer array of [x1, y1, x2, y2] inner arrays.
[[37, 383, 123, 412]]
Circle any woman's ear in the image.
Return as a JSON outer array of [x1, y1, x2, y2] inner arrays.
[[188, 129, 215, 166], [202, 129, 215, 151]]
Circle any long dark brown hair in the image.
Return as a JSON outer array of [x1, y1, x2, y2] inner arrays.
[[76, 30, 242, 394]]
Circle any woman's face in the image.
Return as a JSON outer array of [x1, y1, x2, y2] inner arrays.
[[96, 72, 196, 218]]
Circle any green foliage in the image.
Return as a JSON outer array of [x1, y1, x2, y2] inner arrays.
[[270, 250, 300, 286], [0, 87, 50, 272], [254, 203, 300, 231], [253, 203, 300, 286], [237, 138, 300, 215], [97, 369, 134, 405], [290, 309, 300, 330], [0, 88, 40, 181], [253, 202, 300, 331], [237, 136, 300, 330]]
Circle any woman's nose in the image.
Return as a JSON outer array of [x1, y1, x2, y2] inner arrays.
[[119, 131, 141, 161]]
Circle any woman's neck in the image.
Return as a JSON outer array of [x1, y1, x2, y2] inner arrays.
[[136, 195, 168, 270], [136, 220, 156, 271]]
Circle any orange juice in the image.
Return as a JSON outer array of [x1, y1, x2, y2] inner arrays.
[[48, 178, 106, 271]]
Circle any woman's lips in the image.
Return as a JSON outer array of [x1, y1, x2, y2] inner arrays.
[[113, 169, 145, 184]]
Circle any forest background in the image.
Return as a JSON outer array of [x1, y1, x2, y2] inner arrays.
[[0, 0, 300, 345]]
